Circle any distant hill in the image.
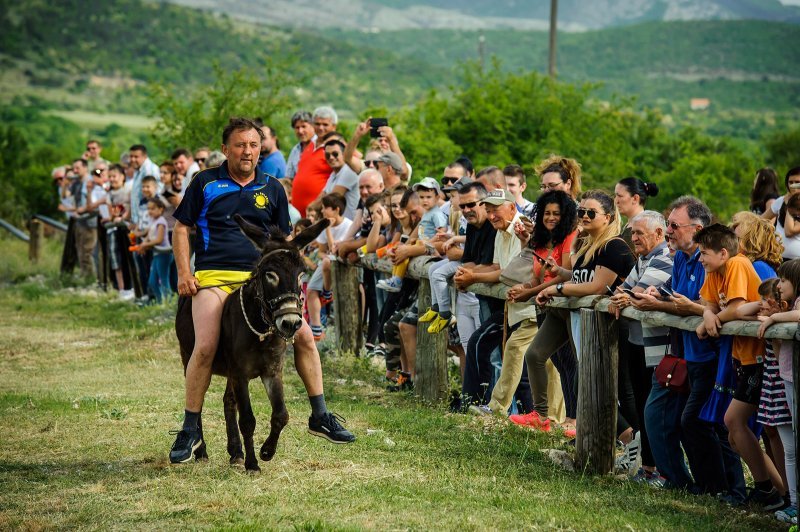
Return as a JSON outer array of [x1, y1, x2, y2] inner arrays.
[[167, 0, 800, 30]]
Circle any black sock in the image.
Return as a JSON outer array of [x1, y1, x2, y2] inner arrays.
[[309, 394, 327, 418], [431, 304, 439, 312], [183, 409, 200, 432], [755, 479, 773, 492], [440, 310, 452, 320]]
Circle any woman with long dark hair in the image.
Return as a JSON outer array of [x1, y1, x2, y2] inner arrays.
[[763, 167, 800, 261], [750, 168, 780, 216]]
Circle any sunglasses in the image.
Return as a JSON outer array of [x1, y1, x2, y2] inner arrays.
[[364, 159, 378, 167], [325, 151, 341, 159], [196, 158, 206, 164], [460, 201, 479, 210], [667, 221, 697, 231], [442, 177, 458, 186], [540, 183, 562, 191], [577, 208, 605, 220]]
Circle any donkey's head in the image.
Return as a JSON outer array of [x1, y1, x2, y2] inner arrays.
[[234, 214, 329, 340]]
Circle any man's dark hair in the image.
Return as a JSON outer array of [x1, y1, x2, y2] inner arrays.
[[320, 131, 345, 144], [262, 125, 280, 150], [460, 182, 487, 199], [445, 161, 468, 177], [324, 138, 346, 151], [321, 192, 346, 215], [365, 194, 383, 210], [222, 117, 265, 146], [454, 156, 474, 176], [171, 148, 192, 160], [693, 223, 739, 255], [109, 163, 124, 174], [142, 175, 158, 185], [532, 190, 578, 249], [503, 164, 526, 182], [667, 195, 713, 227], [291, 111, 313, 127], [73, 158, 88, 167], [86, 139, 101, 147], [129, 144, 147, 154], [785, 167, 800, 191]]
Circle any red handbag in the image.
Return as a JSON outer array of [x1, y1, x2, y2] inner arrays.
[[654, 354, 689, 394]]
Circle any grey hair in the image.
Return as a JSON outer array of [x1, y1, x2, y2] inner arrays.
[[667, 195, 712, 227], [630, 210, 666, 232], [312, 106, 338, 124], [205, 150, 227, 168], [291, 110, 312, 127], [358, 168, 382, 182]]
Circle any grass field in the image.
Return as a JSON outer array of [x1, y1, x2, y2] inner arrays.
[[0, 237, 786, 530], [45, 110, 156, 131]]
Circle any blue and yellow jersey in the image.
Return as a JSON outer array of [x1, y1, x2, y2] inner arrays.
[[174, 162, 292, 272]]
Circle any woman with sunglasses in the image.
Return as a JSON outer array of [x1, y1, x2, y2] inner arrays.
[[513, 191, 634, 429], [615, 177, 659, 253]]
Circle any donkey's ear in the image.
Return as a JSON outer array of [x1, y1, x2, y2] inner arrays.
[[292, 219, 329, 250], [234, 214, 269, 251]]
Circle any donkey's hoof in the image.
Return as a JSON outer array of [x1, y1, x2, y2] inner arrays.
[[229, 455, 245, 466], [194, 455, 209, 463], [245, 463, 261, 474], [260, 446, 276, 462]]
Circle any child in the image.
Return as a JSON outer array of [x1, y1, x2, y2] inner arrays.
[[136, 198, 172, 303], [695, 224, 785, 511], [757, 260, 800, 523], [377, 178, 447, 292], [307, 193, 352, 341], [103, 164, 133, 300], [130, 176, 160, 300]]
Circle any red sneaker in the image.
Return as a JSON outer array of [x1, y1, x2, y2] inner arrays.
[[509, 411, 551, 432]]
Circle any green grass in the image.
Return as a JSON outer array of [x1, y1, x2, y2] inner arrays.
[[45, 110, 156, 131], [0, 242, 785, 530]]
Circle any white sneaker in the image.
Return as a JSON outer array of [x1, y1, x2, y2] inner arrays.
[[118, 289, 135, 301], [614, 430, 641, 474]]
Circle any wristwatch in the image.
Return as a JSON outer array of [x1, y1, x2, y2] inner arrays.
[[556, 283, 564, 295]]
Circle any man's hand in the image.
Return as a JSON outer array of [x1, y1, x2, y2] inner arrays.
[[454, 266, 476, 289], [177, 273, 201, 297], [671, 292, 697, 314], [354, 120, 369, 139], [378, 125, 396, 144], [702, 309, 722, 338], [513, 219, 533, 243], [630, 292, 661, 311], [392, 244, 414, 264], [507, 283, 536, 303]]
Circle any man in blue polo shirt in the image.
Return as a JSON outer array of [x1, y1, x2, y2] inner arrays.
[[169, 117, 354, 464]]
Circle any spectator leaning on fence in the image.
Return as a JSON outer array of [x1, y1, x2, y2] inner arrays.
[[608, 210, 673, 481]]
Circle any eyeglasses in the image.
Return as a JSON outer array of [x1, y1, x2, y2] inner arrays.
[[364, 159, 378, 168], [325, 151, 341, 159], [667, 221, 697, 231], [540, 182, 562, 191], [577, 208, 605, 220], [460, 201, 479, 210]]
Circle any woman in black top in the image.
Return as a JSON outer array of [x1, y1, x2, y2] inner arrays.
[[513, 190, 634, 424]]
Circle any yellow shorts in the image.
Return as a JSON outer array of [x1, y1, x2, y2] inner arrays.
[[195, 270, 251, 294]]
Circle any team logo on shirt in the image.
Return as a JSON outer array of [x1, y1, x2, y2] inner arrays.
[[253, 192, 269, 209]]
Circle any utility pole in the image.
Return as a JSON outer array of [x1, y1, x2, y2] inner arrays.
[[548, 0, 558, 78], [478, 30, 486, 72]]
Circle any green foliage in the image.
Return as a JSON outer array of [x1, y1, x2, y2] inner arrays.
[[147, 59, 298, 153], [764, 125, 800, 173], [395, 64, 755, 219]]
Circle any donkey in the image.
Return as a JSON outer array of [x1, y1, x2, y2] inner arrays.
[[175, 214, 328, 472]]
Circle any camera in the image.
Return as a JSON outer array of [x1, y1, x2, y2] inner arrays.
[[370, 118, 388, 138]]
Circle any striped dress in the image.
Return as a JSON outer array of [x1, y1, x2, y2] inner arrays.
[[758, 340, 792, 426]]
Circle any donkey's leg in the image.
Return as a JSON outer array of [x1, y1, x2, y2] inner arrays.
[[232, 377, 259, 473], [224, 379, 244, 465], [260, 375, 289, 462], [194, 413, 209, 461]]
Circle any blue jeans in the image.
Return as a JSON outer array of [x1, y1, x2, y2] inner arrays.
[[644, 373, 693, 488], [148, 252, 172, 303]]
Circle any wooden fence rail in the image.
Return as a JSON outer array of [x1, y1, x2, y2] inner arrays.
[[332, 254, 799, 479]]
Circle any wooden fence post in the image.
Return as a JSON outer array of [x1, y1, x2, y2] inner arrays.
[[575, 307, 618, 474], [331, 261, 362, 356], [28, 218, 43, 263], [414, 276, 449, 402]]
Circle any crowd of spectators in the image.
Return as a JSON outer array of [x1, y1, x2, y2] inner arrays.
[[51, 106, 800, 524]]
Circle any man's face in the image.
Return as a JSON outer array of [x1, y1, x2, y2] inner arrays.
[[442, 166, 465, 189], [665, 206, 700, 253], [128, 150, 145, 170], [313, 116, 336, 138], [324, 144, 344, 171], [698, 245, 726, 273], [86, 142, 101, 159], [294, 121, 315, 143], [505, 176, 526, 201], [459, 190, 486, 226], [195, 149, 209, 170], [485, 202, 515, 231], [73, 161, 88, 177], [540, 171, 569, 194], [141, 181, 156, 198], [94, 164, 108, 183], [416, 189, 437, 210], [322, 205, 339, 221], [222, 128, 260, 178], [261, 127, 277, 153], [630, 219, 662, 257], [173, 154, 192, 176], [359, 173, 383, 200]]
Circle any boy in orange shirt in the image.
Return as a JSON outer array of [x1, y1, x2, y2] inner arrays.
[[695, 224, 785, 511]]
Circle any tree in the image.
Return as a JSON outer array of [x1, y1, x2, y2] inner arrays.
[[147, 56, 299, 153]]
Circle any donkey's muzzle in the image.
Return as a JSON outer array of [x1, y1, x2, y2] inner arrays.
[[276, 314, 303, 338]]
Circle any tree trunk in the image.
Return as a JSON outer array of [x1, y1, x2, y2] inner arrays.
[[331, 261, 362, 356], [28, 218, 43, 263], [414, 277, 449, 402], [575, 308, 618, 474]]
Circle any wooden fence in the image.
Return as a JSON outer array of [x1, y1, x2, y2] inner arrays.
[[331, 254, 800, 479]]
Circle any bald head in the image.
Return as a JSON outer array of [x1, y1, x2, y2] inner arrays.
[[359, 169, 384, 200]]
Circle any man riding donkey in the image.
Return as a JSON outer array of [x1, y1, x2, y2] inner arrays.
[[169, 117, 355, 464]]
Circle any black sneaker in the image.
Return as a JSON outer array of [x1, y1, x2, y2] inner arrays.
[[308, 412, 356, 444], [745, 486, 785, 512], [169, 429, 203, 464]]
